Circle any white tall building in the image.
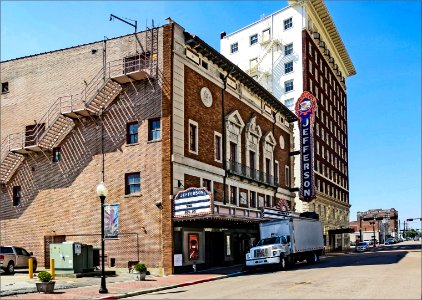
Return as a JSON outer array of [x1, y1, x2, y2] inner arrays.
[[220, 0, 356, 251]]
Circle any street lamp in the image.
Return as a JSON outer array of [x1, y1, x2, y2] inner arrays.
[[96, 182, 109, 294]]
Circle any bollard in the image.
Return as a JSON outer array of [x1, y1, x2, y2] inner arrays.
[[50, 258, 55, 280], [28, 258, 33, 279]]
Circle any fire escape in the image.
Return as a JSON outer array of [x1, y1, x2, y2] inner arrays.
[[247, 34, 281, 93], [0, 27, 159, 184]]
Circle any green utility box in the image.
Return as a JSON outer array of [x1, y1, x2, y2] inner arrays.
[[50, 242, 94, 274]]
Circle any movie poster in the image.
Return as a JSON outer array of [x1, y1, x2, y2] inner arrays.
[[104, 204, 119, 239], [188, 233, 199, 260]]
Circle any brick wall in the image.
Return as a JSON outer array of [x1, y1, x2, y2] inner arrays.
[[183, 66, 292, 189], [0, 28, 168, 273]]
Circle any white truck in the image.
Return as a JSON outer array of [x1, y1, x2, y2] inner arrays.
[[245, 217, 324, 270], [0, 246, 37, 274]]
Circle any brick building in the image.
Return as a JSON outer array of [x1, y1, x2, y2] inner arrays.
[[349, 208, 399, 244], [0, 20, 296, 274], [220, 0, 356, 251]]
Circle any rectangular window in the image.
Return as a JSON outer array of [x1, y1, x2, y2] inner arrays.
[[52, 147, 61, 163], [202, 179, 211, 192], [125, 172, 141, 195], [214, 132, 222, 162], [230, 186, 237, 205], [250, 191, 257, 208], [230, 42, 238, 54], [284, 61, 293, 74], [262, 28, 271, 43], [274, 161, 279, 184], [148, 118, 161, 141], [285, 166, 290, 187], [2, 82, 9, 94], [265, 195, 271, 207], [284, 43, 293, 55], [250, 34, 258, 46], [265, 158, 271, 183], [13, 186, 21, 206], [284, 17, 293, 30], [249, 151, 256, 178], [285, 98, 294, 110], [285, 80, 294, 93], [189, 120, 198, 154], [127, 122, 138, 144]]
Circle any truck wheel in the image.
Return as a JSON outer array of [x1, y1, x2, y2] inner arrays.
[[280, 256, 287, 270], [32, 261, 37, 273], [6, 262, 15, 274]]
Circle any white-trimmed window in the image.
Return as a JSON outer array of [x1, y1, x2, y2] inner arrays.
[[262, 28, 271, 43], [285, 98, 294, 110], [284, 43, 293, 55], [250, 34, 258, 46], [230, 42, 238, 54], [189, 120, 198, 155], [284, 61, 293, 74], [285, 165, 290, 187], [274, 161, 279, 184], [214, 132, 222, 163], [284, 17, 293, 30], [229, 186, 237, 205], [285, 80, 294, 93]]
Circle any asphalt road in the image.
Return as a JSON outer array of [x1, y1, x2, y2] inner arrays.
[[130, 241, 421, 299]]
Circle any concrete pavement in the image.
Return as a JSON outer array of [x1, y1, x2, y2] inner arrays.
[[1, 265, 245, 299]]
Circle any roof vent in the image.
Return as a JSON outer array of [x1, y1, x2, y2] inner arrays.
[[220, 32, 227, 39]]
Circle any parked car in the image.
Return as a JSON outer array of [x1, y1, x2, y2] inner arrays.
[[413, 236, 420, 241], [385, 238, 395, 245], [0, 246, 37, 274], [356, 242, 369, 252]]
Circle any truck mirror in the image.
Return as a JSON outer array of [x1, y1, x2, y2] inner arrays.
[[29, 252, 33, 256]]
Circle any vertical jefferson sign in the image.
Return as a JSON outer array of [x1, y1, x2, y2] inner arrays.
[[295, 91, 317, 202]]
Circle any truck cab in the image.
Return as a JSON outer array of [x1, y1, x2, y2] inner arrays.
[[245, 235, 290, 268]]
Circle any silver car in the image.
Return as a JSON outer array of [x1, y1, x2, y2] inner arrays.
[[356, 242, 369, 252]]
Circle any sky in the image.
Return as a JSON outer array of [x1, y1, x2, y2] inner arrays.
[[1, 1, 421, 228]]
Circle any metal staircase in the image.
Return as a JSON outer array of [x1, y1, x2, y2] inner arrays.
[[1, 28, 158, 184], [0, 145, 24, 183]]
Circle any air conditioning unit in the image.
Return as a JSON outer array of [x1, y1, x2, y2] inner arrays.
[[319, 41, 326, 49], [324, 49, 330, 56], [313, 32, 320, 40]]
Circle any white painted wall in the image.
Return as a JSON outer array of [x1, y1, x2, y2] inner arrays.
[[220, 4, 307, 212]]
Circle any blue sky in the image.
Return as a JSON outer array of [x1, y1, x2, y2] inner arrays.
[[1, 1, 421, 227]]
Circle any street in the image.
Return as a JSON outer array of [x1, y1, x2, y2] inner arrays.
[[131, 241, 421, 299]]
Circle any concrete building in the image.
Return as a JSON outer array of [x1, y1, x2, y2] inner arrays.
[[349, 208, 399, 244], [1, 20, 297, 275], [220, 0, 356, 251]]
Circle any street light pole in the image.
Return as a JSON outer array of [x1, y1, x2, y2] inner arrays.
[[97, 182, 109, 294]]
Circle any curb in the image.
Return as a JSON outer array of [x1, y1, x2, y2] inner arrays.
[[98, 271, 245, 300]]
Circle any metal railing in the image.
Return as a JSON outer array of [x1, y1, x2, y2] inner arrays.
[[1, 55, 154, 160], [227, 160, 279, 187]]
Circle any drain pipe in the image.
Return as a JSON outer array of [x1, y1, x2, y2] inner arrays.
[[272, 111, 277, 204], [221, 69, 233, 205]]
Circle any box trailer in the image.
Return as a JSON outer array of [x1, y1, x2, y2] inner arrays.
[[245, 217, 324, 269]]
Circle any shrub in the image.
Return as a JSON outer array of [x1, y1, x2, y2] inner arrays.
[[134, 263, 147, 273], [38, 271, 52, 282]]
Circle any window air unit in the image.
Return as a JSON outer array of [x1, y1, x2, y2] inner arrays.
[[313, 32, 320, 40]]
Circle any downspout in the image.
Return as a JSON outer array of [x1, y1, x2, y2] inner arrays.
[[272, 111, 277, 205], [221, 69, 233, 205]]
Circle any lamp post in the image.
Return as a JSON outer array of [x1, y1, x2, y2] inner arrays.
[[96, 182, 108, 294]]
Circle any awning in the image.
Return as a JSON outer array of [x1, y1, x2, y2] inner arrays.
[[328, 227, 354, 234]]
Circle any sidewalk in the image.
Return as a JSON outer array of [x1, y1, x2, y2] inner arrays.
[[1, 265, 245, 300]]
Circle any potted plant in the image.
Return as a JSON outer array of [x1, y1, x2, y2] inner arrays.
[[36, 271, 55, 293], [133, 263, 147, 281]]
